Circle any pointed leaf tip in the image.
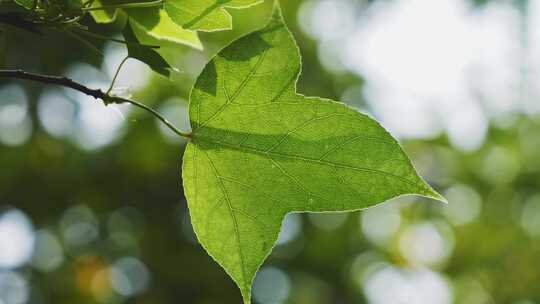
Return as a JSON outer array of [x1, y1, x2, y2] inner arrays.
[[430, 188, 448, 204]]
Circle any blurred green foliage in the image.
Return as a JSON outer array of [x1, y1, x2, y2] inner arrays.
[[1, 0, 540, 303]]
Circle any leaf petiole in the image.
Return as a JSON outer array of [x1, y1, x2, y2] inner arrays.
[[107, 56, 129, 95], [105, 95, 192, 138]]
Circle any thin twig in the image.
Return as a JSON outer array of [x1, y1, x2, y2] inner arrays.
[[0, 70, 106, 99], [108, 96, 191, 139], [107, 56, 130, 94], [0, 69, 192, 139]]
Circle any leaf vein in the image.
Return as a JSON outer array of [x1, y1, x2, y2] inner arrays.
[[318, 134, 395, 161], [195, 48, 269, 131], [199, 138, 419, 188], [202, 150, 248, 287]]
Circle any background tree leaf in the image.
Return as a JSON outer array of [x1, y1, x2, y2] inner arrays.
[[127, 8, 202, 49], [123, 20, 173, 77], [182, 5, 444, 303], [165, 0, 263, 32], [89, 0, 117, 24], [88, 0, 157, 24], [0, 13, 42, 34]]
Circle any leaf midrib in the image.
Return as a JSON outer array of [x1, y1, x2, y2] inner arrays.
[[195, 137, 420, 188], [202, 149, 249, 291]]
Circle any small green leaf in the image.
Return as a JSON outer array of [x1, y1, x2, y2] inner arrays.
[[89, 0, 117, 24], [182, 4, 444, 303], [165, 0, 263, 32], [88, 0, 160, 24], [122, 21, 173, 77], [127, 8, 202, 49]]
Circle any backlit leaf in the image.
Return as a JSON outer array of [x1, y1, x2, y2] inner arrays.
[[182, 4, 444, 303], [165, 0, 263, 32], [127, 8, 202, 49], [89, 0, 117, 24]]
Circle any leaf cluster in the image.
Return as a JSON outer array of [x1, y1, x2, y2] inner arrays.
[[1, 0, 262, 76]]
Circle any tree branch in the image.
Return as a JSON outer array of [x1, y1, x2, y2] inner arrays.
[[0, 69, 192, 139], [1, 70, 106, 99]]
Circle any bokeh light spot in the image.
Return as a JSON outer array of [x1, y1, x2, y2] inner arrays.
[[110, 257, 150, 297], [364, 265, 452, 304], [443, 184, 482, 226], [398, 221, 454, 267], [0, 271, 29, 304], [0, 85, 32, 146], [31, 230, 64, 272], [361, 202, 401, 247], [253, 266, 291, 304], [521, 194, 540, 238], [0, 209, 35, 269], [276, 213, 302, 246], [308, 212, 348, 231], [60, 205, 99, 249]]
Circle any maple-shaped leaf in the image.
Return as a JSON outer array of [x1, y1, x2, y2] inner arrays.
[[165, 0, 263, 32], [182, 4, 444, 303]]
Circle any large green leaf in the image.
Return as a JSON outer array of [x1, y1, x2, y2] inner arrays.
[[127, 8, 202, 49], [165, 0, 263, 32], [182, 5, 443, 303], [123, 21, 172, 77]]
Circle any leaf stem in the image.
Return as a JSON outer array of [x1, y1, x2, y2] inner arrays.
[[82, 0, 164, 11], [0, 69, 192, 139], [107, 56, 130, 94], [107, 95, 191, 139]]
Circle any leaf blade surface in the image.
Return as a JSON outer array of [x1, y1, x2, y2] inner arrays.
[[165, 0, 263, 32], [127, 8, 202, 49], [182, 6, 443, 303]]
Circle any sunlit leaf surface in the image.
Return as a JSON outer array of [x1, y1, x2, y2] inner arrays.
[[128, 8, 202, 49], [182, 6, 443, 303], [89, 0, 117, 23], [165, 0, 263, 32]]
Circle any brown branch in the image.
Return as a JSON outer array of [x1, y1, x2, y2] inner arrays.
[[0, 69, 106, 99], [0, 69, 192, 139]]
